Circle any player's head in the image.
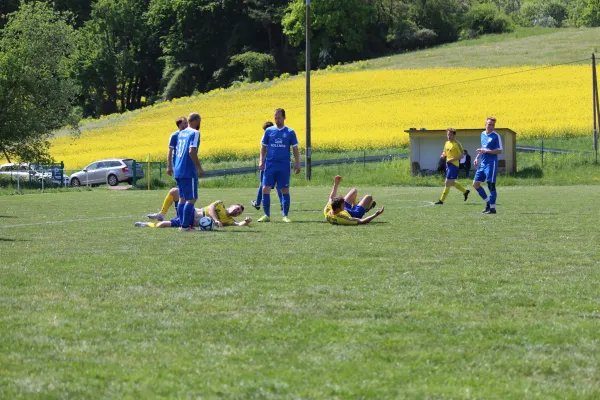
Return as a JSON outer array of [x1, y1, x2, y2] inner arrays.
[[263, 121, 274, 131], [274, 108, 285, 127], [485, 116, 496, 132], [188, 112, 201, 129], [331, 197, 345, 214], [227, 204, 244, 217], [175, 116, 188, 130], [446, 128, 456, 141]]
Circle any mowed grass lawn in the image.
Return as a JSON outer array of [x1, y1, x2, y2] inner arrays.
[[1, 186, 599, 398]]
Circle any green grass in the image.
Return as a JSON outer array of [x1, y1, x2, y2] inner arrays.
[[346, 27, 599, 70], [1, 186, 599, 398]]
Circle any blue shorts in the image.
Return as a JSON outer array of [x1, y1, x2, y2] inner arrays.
[[262, 164, 290, 189], [445, 163, 459, 180], [169, 217, 181, 228], [344, 201, 367, 218], [474, 162, 498, 183], [176, 177, 198, 200]]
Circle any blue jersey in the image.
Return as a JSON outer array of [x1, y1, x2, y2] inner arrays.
[[174, 127, 200, 178], [479, 131, 503, 165], [168, 130, 179, 163], [261, 126, 299, 165]]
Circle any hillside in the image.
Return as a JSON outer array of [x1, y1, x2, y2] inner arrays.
[[49, 28, 600, 169]]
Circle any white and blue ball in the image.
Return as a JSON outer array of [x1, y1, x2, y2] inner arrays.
[[198, 216, 215, 231]]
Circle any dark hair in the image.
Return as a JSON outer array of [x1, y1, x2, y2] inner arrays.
[[262, 121, 274, 131], [447, 128, 457, 136], [331, 197, 345, 212], [275, 108, 286, 118], [487, 116, 497, 123], [188, 112, 201, 122], [175, 116, 187, 128], [234, 203, 244, 212]]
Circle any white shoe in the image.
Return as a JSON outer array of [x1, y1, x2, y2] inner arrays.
[[135, 222, 150, 227], [147, 212, 164, 221]]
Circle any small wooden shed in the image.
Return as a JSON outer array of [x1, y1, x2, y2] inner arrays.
[[406, 128, 517, 176]]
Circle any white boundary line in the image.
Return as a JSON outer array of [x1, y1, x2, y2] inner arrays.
[[0, 215, 139, 229]]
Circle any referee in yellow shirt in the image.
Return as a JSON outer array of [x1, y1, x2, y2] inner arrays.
[[435, 128, 470, 205]]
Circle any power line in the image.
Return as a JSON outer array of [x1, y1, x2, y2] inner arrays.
[[79, 56, 592, 128]]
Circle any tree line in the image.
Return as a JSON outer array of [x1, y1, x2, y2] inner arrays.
[[1, 0, 599, 162]]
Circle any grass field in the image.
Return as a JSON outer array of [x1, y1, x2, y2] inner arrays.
[[1, 186, 599, 398]]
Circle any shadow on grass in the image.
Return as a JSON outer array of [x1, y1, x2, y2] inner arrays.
[[0, 237, 30, 242], [513, 166, 544, 179], [0, 216, 18, 218], [215, 229, 261, 233]]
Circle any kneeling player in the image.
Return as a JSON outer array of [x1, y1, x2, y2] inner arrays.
[[136, 200, 250, 229], [323, 175, 384, 225]]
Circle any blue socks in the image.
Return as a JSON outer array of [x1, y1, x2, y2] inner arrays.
[[277, 187, 284, 207], [282, 193, 290, 216], [476, 187, 488, 202], [255, 185, 263, 206], [182, 202, 195, 228], [177, 202, 185, 222], [489, 190, 497, 207], [262, 193, 271, 217]]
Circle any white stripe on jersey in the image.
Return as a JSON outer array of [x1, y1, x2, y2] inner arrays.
[[495, 131, 503, 151]]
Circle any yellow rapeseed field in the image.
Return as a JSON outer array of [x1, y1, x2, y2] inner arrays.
[[50, 66, 593, 168]]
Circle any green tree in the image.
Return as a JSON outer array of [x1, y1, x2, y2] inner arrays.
[[581, 0, 600, 26], [282, 0, 373, 67], [75, 0, 162, 117], [0, 1, 79, 162]]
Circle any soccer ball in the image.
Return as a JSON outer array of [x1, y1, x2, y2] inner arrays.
[[198, 216, 215, 231]]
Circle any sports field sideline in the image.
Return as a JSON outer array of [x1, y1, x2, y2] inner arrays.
[[1, 185, 598, 397]]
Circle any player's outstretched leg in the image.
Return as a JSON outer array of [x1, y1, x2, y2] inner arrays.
[[252, 170, 264, 210], [149, 187, 179, 221]]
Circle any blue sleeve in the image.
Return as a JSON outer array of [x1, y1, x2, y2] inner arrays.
[[261, 131, 268, 146], [190, 131, 199, 148], [169, 132, 178, 148], [290, 131, 299, 147]]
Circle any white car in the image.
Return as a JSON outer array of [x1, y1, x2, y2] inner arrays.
[[69, 158, 144, 187], [0, 163, 37, 180]]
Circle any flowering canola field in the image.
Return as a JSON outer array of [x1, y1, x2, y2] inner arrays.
[[50, 66, 592, 168]]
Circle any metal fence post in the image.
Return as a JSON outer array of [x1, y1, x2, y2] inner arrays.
[[541, 137, 544, 168], [132, 160, 137, 185]]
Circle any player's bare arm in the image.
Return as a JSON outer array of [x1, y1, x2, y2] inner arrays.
[[233, 217, 252, 227], [476, 148, 503, 155], [293, 146, 301, 174], [167, 148, 174, 176], [329, 175, 342, 201], [259, 145, 267, 171], [358, 206, 384, 225], [189, 147, 203, 177], [206, 203, 223, 228]]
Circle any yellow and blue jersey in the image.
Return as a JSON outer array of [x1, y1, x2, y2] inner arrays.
[[174, 127, 200, 178], [443, 140, 464, 167], [198, 200, 235, 226], [323, 202, 359, 225]]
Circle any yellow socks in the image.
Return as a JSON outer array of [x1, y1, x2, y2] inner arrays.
[[454, 182, 467, 193], [440, 187, 450, 202], [160, 193, 175, 215]]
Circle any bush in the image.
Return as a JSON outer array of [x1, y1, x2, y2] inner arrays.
[[388, 23, 438, 50], [581, 0, 600, 26], [463, 4, 514, 34], [162, 66, 197, 101], [229, 52, 277, 83]]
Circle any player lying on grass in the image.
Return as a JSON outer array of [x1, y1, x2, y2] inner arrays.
[[324, 175, 384, 225], [136, 200, 250, 229]]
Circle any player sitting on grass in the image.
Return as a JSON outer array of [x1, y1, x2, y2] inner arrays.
[[136, 200, 250, 229], [324, 175, 384, 225]]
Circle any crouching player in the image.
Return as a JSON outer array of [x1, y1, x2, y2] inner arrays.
[[324, 175, 384, 225], [136, 200, 250, 229]]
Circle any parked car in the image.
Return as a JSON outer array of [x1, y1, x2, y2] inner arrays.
[[0, 163, 38, 180], [69, 159, 144, 187], [29, 164, 70, 185]]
